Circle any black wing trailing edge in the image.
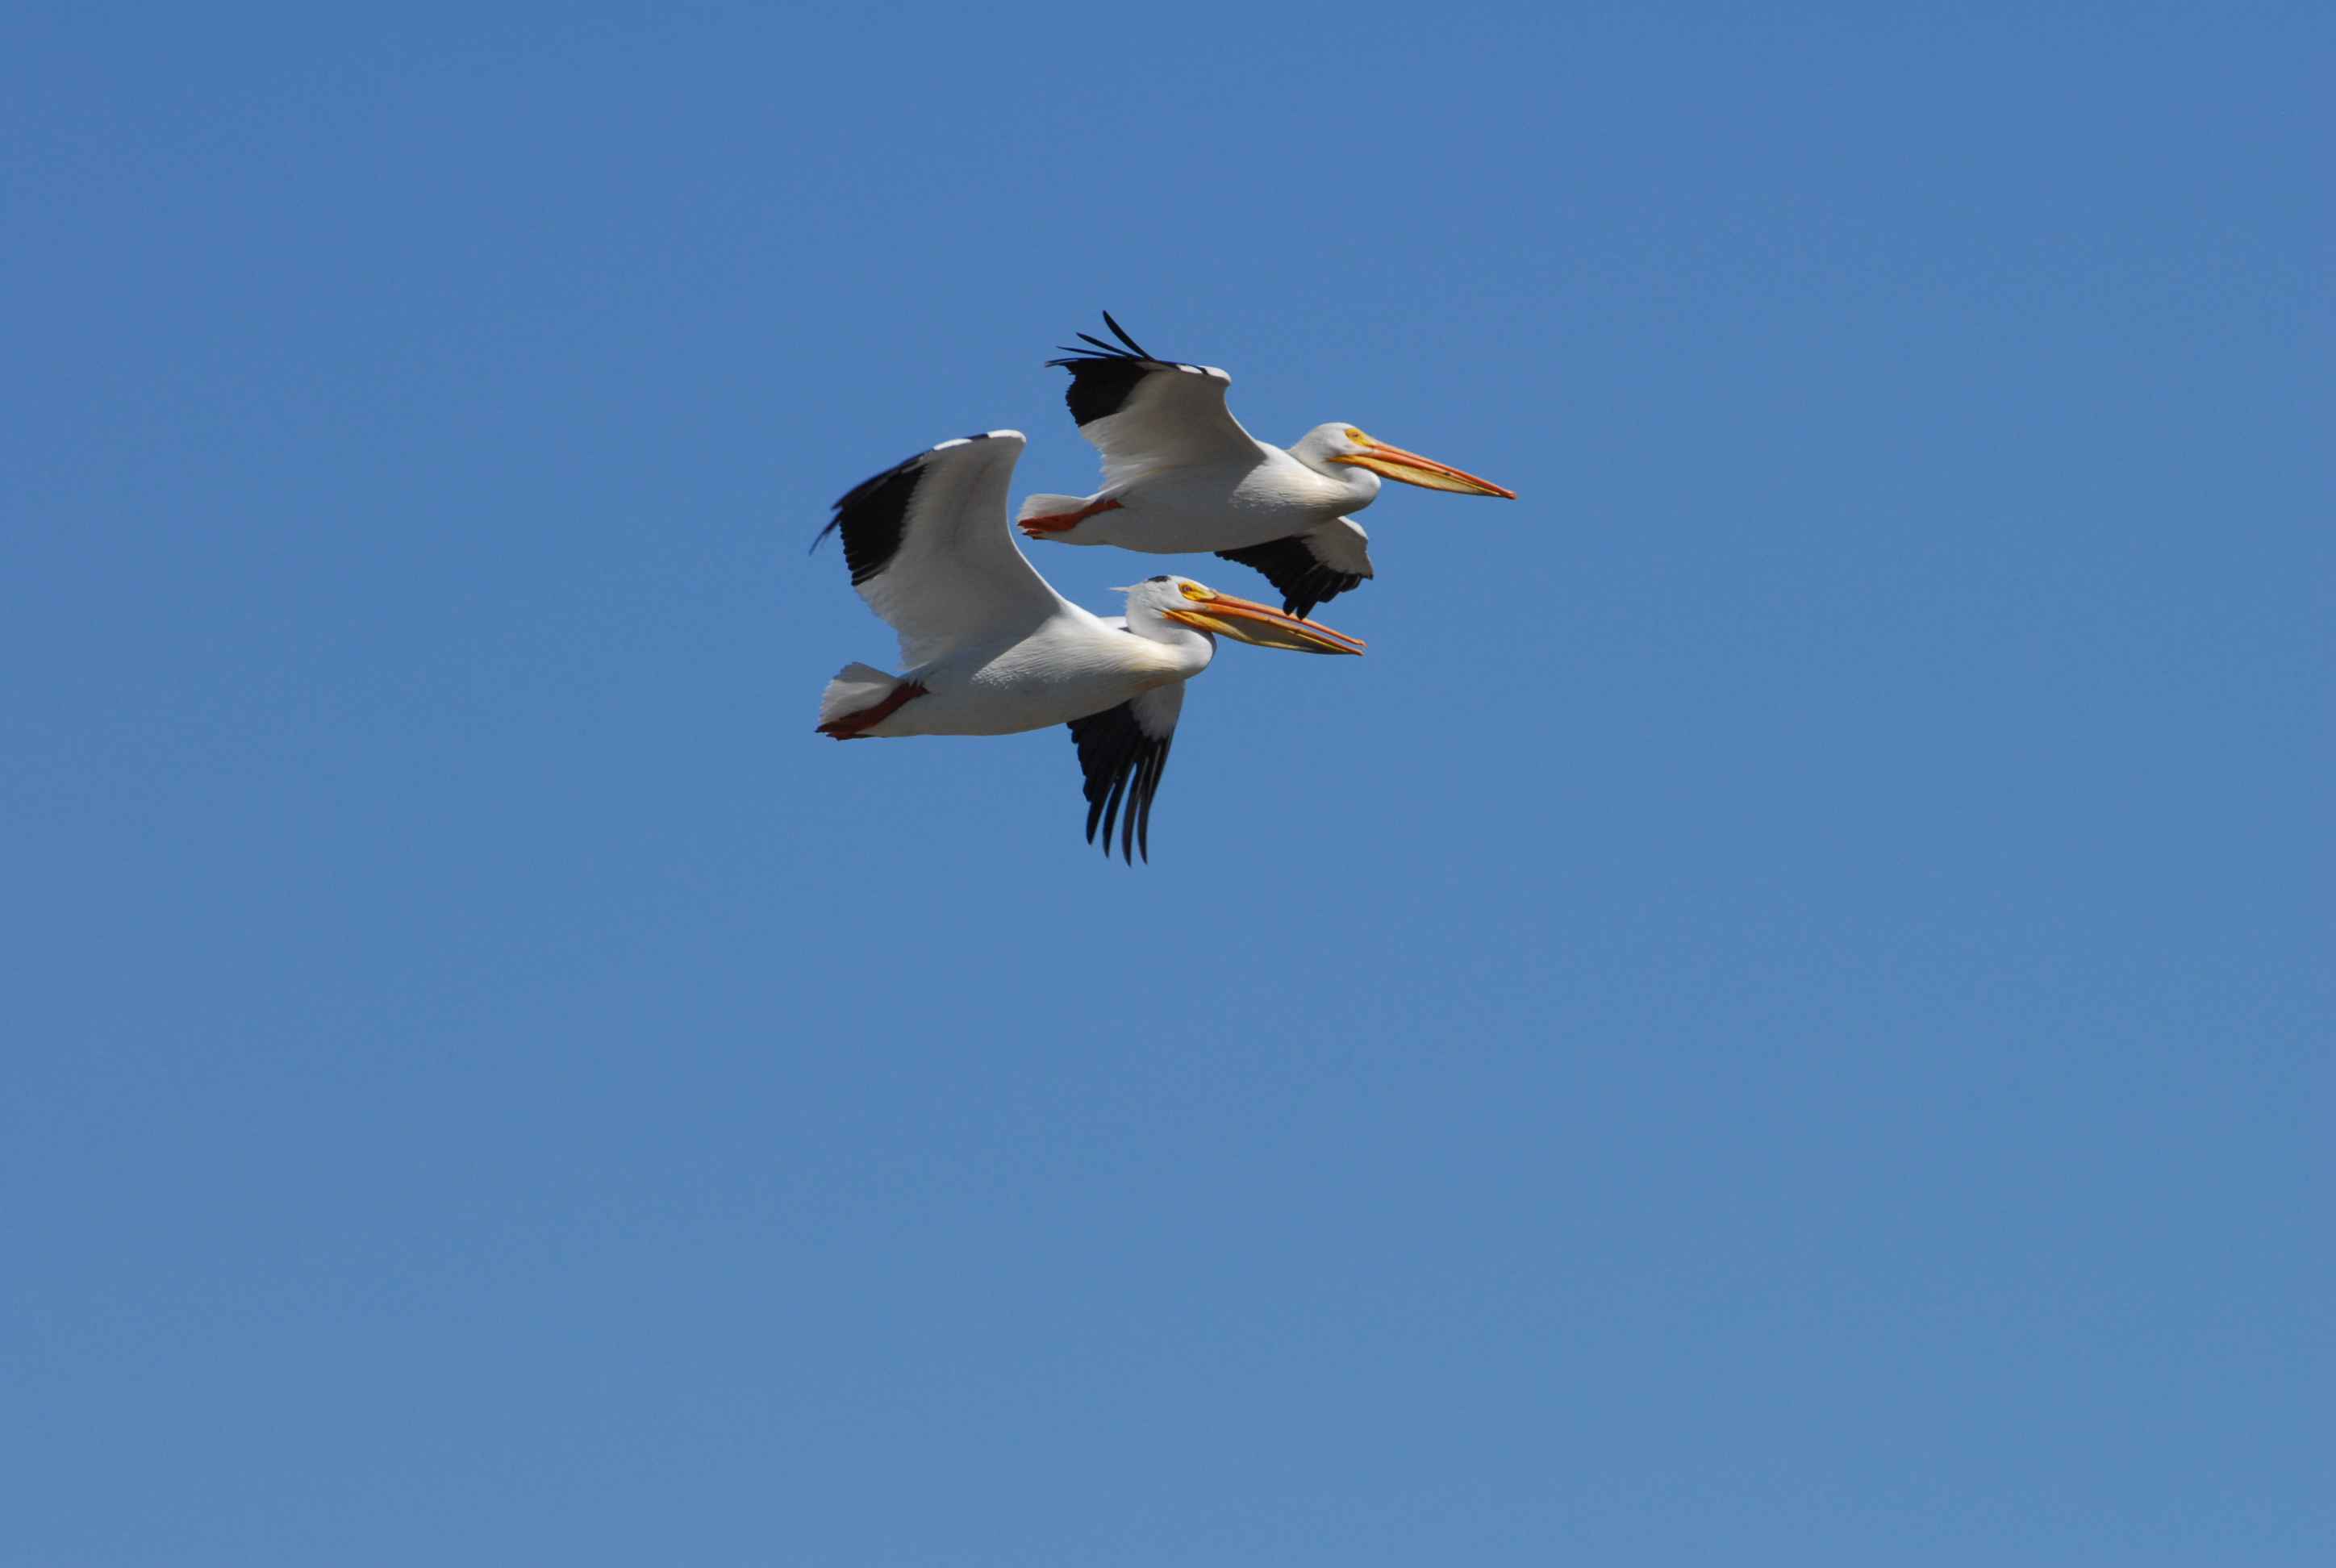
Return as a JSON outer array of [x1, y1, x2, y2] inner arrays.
[[1215, 538, 1369, 621], [1045, 311, 1178, 427], [1066, 699, 1174, 865], [810, 433, 1000, 585]]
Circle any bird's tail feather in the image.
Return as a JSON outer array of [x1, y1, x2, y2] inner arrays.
[[817, 662, 903, 732], [1015, 494, 1105, 540]]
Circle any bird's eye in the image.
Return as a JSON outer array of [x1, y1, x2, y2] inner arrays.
[[1178, 582, 1216, 602]]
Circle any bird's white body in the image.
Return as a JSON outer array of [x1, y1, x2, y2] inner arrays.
[[1028, 433, 1381, 555], [857, 603, 1205, 737]]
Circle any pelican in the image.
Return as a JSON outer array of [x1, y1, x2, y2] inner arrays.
[[812, 430, 1364, 862], [1015, 313, 1516, 618]]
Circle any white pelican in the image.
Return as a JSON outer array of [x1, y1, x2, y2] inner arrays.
[[1016, 313, 1516, 618], [812, 430, 1365, 862]]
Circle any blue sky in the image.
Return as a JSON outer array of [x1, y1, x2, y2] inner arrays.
[[4, 2, 2328, 1563]]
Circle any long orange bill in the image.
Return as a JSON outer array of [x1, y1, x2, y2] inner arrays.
[[1166, 592, 1366, 656], [1351, 440, 1516, 498]]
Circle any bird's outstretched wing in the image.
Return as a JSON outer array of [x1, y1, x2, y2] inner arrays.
[[812, 431, 1062, 669], [1214, 517, 1374, 620], [1046, 312, 1261, 490], [1065, 682, 1184, 865]]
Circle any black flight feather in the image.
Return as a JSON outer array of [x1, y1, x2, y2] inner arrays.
[[1045, 311, 1187, 428], [807, 436, 995, 581], [1066, 699, 1175, 865], [810, 448, 927, 585], [1213, 537, 1369, 621]]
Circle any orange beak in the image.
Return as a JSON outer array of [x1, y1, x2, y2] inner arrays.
[[1337, 438, 1516, 498], [1165, 589, 1366, 656]]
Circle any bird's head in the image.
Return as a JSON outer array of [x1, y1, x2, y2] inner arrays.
[[1118, 576, 1366, 655], [1295, 423, 1516, 498]]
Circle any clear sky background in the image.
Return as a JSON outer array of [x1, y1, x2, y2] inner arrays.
[[5, 3, 2328, 1563]]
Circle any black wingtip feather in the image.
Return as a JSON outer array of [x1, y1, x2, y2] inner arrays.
[[1134, 736, 1170, 862], [1066, 700, 1175, 866], [1046, 311, 1158, 366], [1099, 310, 1152, 359], [1044, 313, 1194, 428], [1214, 539, 1369, 620], [813, 450, 927, 585]]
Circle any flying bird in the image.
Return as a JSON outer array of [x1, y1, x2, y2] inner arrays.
[[1017, 313, 1516, 618], [813, 430, 1364, 862]]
